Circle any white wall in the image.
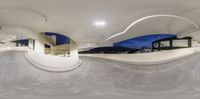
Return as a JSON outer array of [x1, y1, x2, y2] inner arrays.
[[34, 33, 45, 53], [192, 41, 200, 47], [77, 43, 99, 51], [0, 42, 16, 47], [178, 29, 200, 41], [25, 49, 81, 72], [77, 42, 113, 51], [173, 40, 189, 47], [70, 40, 79, 60], [80, 48, 200, 65], [25, 39, 81, 72], [0, 47, 28, 52], [34, 39, 44, 53]]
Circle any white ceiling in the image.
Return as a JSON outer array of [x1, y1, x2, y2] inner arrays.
[[0, 26, 37, 42], [0, 0, 200, 43]]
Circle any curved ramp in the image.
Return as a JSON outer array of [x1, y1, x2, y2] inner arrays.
[[0, 50, 200, 99], [25, 50, 81, 72]]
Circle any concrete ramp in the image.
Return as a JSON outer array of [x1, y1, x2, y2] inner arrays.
[[0, 50, 199, 99]]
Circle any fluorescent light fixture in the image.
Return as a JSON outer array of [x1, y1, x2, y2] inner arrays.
[[94, 21, 106, 27]]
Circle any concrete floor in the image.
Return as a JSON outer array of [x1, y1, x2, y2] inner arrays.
[[0, 50, 200, 99]]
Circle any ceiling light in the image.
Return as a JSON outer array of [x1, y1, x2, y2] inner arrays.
[[94, 21, 106, 27], [12, 36, 16, 39]]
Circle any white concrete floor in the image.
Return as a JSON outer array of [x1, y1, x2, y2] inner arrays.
[[0, 50, 200, 99]]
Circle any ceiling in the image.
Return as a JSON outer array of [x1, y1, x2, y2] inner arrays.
[[0, 0, 200, 43], [0, 26, 37, 43]]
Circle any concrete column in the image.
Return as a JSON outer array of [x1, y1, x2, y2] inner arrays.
[[70, 39, 79, 60], [34, 33, 45, 53], [28, 38, 34, 50]]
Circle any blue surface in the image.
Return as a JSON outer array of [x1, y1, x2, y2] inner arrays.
[[45, 32, 70, 45], [114, 34, 176, 49]]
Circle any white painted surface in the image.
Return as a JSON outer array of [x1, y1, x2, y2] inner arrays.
[[173, 40, 189, 47], [24, 36, 82, 72], [25, 50, 81, 72], [80, 48, 200, 65], [34, 39, 45, 53], [179, 29, 200, 42], [0, 26, 38, 42], [34, 33, 45, 53], [78, 43, 100, 51], [77, 42, 113, 51], [70, 40, 79, 60], [0, 47, 81, 72], [0, 47, 28, 52]]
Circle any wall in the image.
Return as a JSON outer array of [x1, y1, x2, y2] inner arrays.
[[80, 47, 200, 65], [28, 39, 34, 50], [25, 39, 81, 72], [77, 42, 113, 51], [25, 50, 81, 72], [34, 33, 45, 53], [0, 47, 27, 52], [78, 43, 100, 51], [179, 29, 200, 42], [70, 39, 79, 60]]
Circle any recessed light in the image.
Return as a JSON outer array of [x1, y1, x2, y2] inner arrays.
[[12, 36, 16, 39], [94, 21, 106, 27]]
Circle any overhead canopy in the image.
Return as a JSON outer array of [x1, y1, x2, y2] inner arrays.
[[0, 0, 200, 43]]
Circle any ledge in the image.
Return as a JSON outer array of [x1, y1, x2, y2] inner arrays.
[[80, 48, 200, 65], [0, 47, 28, 52], [25, 50, 81, 72]]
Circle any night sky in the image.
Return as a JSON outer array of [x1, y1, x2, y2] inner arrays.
[[114, 34, 176, 49]]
